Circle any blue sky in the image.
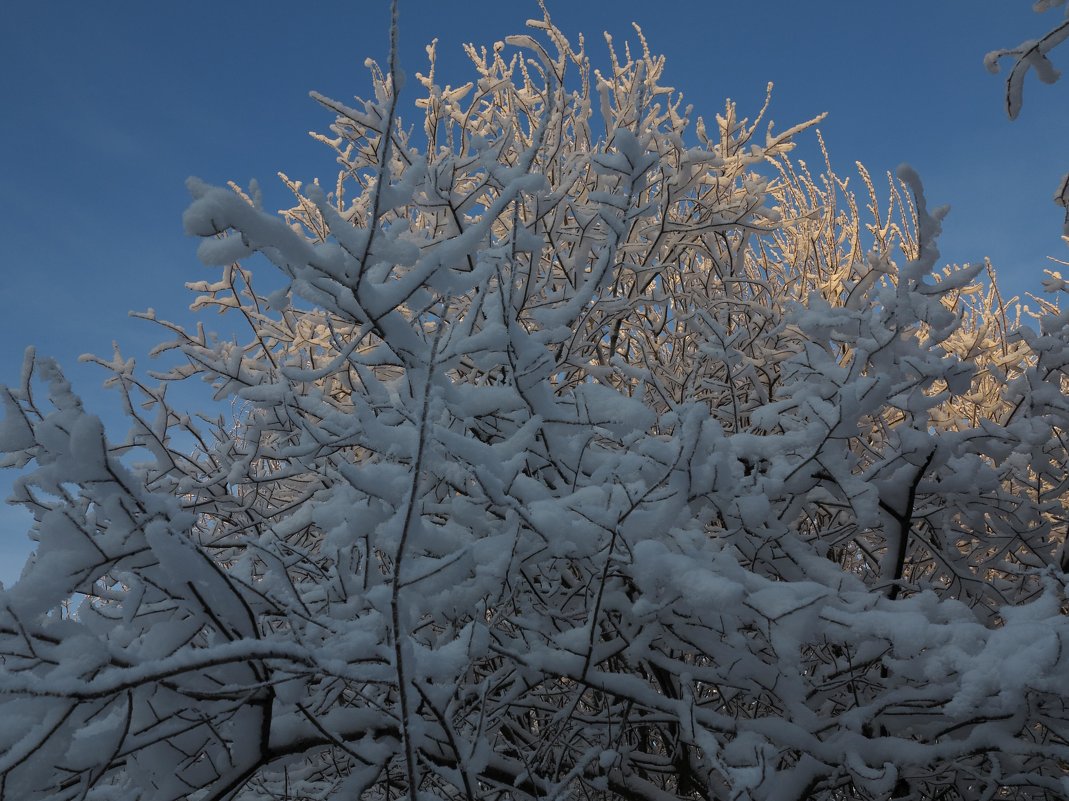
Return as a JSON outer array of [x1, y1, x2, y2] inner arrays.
[[1, 1, 1067, 583]]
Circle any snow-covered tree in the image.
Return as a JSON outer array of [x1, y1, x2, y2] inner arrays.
[[3, 6, 1069, 800]]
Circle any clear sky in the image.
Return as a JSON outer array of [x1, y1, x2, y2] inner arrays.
[[1, 1, 1067, 582]]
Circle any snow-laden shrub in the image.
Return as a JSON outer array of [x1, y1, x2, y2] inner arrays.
[[3, 6, 1069, 800]]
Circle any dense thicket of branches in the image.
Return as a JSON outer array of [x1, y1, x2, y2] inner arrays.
[[3, 5, 1069, 800]]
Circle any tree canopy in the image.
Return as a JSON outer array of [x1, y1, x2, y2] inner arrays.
[[2, 4, 1069, 800]]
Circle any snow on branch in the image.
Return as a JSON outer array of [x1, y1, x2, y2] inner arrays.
[[985, 0, 1069, 119]]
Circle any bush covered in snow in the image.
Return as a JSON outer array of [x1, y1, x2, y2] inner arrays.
[[3, 4, 1069, 800]]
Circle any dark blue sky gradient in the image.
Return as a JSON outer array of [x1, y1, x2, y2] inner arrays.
[[1, 1, 1067, 580]]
